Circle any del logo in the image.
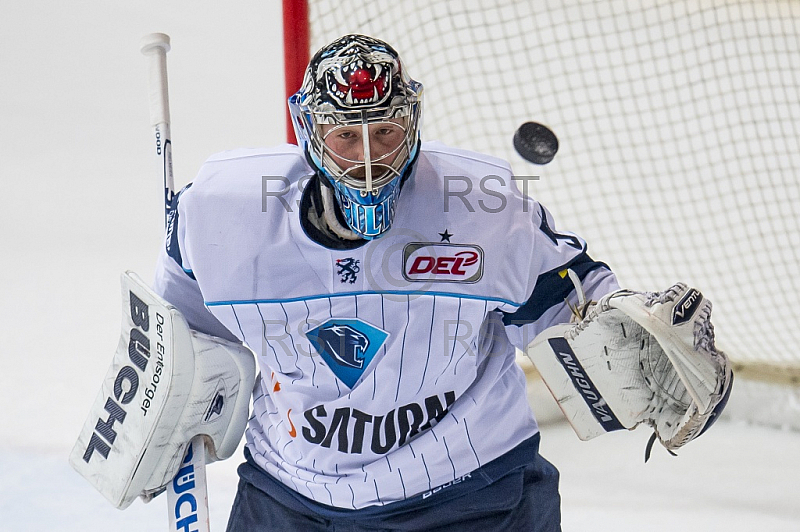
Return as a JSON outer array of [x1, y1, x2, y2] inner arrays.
[[305, 319, 389, 388], [403, 243, 484, 283]]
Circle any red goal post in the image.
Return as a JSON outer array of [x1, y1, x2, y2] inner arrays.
[[283, 0, 310, 144]]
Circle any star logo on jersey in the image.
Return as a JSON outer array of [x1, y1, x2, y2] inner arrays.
[[336, 257, 361, 284], [305, 318, 389, 388], [439, 229, 453, 243]]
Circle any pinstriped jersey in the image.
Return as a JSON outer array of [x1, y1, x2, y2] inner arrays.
[[152, 141, 618, 509]]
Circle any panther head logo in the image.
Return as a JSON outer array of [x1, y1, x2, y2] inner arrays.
[[316, 324, 369, 369], [305, 318, 389, 388]]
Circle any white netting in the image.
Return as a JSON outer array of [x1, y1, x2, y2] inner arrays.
[[303, 0, 800, 372]]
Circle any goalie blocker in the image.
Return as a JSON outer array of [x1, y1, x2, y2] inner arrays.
[[526, 283, 733, 457], [69, 272, 256, 509]]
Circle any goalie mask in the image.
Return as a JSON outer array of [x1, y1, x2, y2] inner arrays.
[[289, 34, 423, 240]]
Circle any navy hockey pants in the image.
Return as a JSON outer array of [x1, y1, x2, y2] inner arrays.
[[225, 437, 561, 531]]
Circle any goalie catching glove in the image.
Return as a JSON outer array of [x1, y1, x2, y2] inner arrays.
[[526, 283, 733, 458]]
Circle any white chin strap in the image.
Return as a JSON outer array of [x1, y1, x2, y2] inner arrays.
[[320, 185, 362, 240]]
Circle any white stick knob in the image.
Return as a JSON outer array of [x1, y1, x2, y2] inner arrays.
[[140, 33, 172, 126]]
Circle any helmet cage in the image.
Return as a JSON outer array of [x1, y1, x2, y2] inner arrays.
[[313, 102, 419, 192]]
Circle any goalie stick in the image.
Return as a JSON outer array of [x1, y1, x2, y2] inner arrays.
[[141, 32, 176, 225], [140, 32, 211, 532]]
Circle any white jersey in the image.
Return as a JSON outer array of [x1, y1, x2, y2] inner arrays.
[[153, 141, 618, 509]]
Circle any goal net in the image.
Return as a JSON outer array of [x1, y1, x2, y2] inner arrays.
[[284, 0, 800, 427]]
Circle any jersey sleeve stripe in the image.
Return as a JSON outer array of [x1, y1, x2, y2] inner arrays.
[[165, 183, 195, 279], [501, 252, 611, 326]]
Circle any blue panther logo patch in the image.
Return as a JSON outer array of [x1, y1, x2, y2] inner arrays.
[[317, 324, 369, 369], [305, 319, 389, 388]]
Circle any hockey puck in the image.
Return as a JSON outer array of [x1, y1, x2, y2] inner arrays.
[[513, 122, 558, 165]]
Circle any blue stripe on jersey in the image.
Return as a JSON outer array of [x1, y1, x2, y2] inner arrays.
[[395, 295, 411, 402], [398, 467, 407, 498], [279, 302, 304, 383], [463, 418, 481, 468], [256, 304, 285, 373], [302, 301, 319, 389], [434, 298, 462, 386], [420, 453, 432, 490], [418, 295, 436, 394], [501, 252, 610, 326], [165, 184, 196, 280], [452, 300, 487, 376], [230, 305, 247, 340], [205, 290, 521, 307], [442, 436, 456, 477]]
